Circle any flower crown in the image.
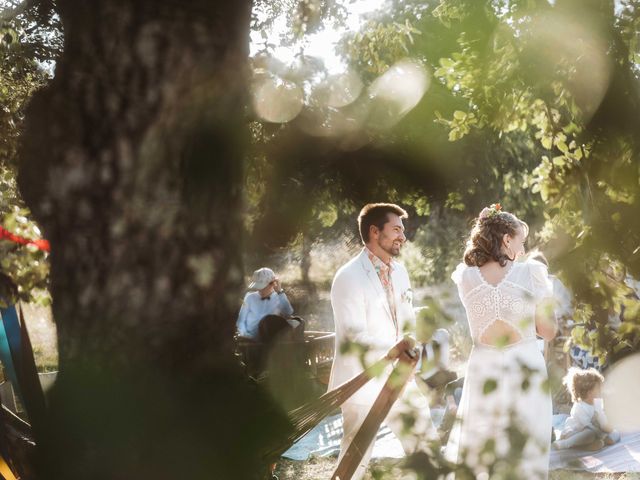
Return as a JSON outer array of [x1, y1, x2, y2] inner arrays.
[[479, 203, 502, 220]]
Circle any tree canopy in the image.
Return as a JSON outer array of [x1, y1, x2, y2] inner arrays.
[[0, 0, 60, 304]]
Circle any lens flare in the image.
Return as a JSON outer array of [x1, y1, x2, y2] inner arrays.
[[324, 70, 364, 108], [522, 10, 611, 122], [367, 59, 430, 129], [602, 353, 640, 432], [252, 77, 304, 123]]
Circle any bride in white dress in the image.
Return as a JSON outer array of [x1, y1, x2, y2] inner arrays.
[[445, 205, 557, 479]]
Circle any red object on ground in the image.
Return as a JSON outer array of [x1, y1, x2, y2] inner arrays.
[[0, 226, 50, 252]]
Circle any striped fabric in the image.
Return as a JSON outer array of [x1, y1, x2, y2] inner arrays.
[[550, 431, 640, 472]]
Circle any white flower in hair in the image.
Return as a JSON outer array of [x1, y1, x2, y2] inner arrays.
[[479, 203, 502, 220]]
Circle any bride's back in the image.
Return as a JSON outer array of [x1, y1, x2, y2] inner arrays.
[[452, 260, 552, 347]]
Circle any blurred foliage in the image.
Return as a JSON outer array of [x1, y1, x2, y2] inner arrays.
[[0, 0, 60, 304], [338, 19, 422, 79], [427, 0, 640, 362], [244, 0, 640, 367]]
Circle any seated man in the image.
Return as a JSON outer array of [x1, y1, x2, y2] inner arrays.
[[236, 267, 294, 341]]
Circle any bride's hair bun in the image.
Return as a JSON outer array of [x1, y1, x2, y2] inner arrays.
[[463, 206, 528, 267]]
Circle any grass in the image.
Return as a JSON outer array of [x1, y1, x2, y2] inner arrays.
[[275, 457, 640, 479], [22, 302, 58, 372]]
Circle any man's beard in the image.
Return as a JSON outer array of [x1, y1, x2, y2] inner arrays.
[[379, 237, 401, 257]]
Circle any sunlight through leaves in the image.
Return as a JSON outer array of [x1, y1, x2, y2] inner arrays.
[[253, 76, 304, 123]]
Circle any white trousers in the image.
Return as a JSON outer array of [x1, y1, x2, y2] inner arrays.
[[334, 381, 437, 480]]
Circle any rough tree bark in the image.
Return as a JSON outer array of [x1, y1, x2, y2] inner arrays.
[[18, 1, 287, 478]]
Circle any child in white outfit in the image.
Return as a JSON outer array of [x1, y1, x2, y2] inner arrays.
[[553, 367, 621, 450]]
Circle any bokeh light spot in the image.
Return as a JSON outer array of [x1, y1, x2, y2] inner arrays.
[[325, 70, 364, 108], [253, 77, 304, 123], [367, 59, 430, 129], [522, 10, 611, 122]]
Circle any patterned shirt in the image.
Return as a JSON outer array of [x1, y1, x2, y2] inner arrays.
[[365, 247, 398, 338]]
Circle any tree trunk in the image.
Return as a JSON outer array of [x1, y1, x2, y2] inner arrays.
[[18, 1, 288, 478], [300, 232, 313, 289]]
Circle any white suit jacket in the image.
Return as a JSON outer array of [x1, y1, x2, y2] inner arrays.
[[328, 248, 416, 406]]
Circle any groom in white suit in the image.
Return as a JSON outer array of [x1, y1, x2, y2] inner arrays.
[[329, 203, 437, 480]]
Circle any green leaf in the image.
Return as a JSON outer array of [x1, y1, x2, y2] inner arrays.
[[453, 110, 466, 120], [483, 378, 498, 395], [317, 204, 338, 227], [557, 140, 569, 154], [439, 57, 454, 68], [433, 67, 447, 77], [573, 148, 583, 160]]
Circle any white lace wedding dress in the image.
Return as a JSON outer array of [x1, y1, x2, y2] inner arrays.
[[445, 259, 554, 479]]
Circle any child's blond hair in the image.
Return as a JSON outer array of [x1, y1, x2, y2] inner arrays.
[[563, 367, 604, 403]]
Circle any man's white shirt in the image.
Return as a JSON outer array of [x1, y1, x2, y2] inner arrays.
[[236, 291, 294, 339]]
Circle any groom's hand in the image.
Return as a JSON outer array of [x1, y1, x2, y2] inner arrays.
[[386, 336, 417, 362]]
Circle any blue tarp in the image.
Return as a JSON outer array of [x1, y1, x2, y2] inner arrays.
[[0, 304, 22, 401]]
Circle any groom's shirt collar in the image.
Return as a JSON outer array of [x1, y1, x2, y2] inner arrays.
[[364, 247, 394, 277]]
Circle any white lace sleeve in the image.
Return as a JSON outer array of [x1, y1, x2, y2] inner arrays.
[[528, 259, 554, 301], [451, 262, 466, 286]]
